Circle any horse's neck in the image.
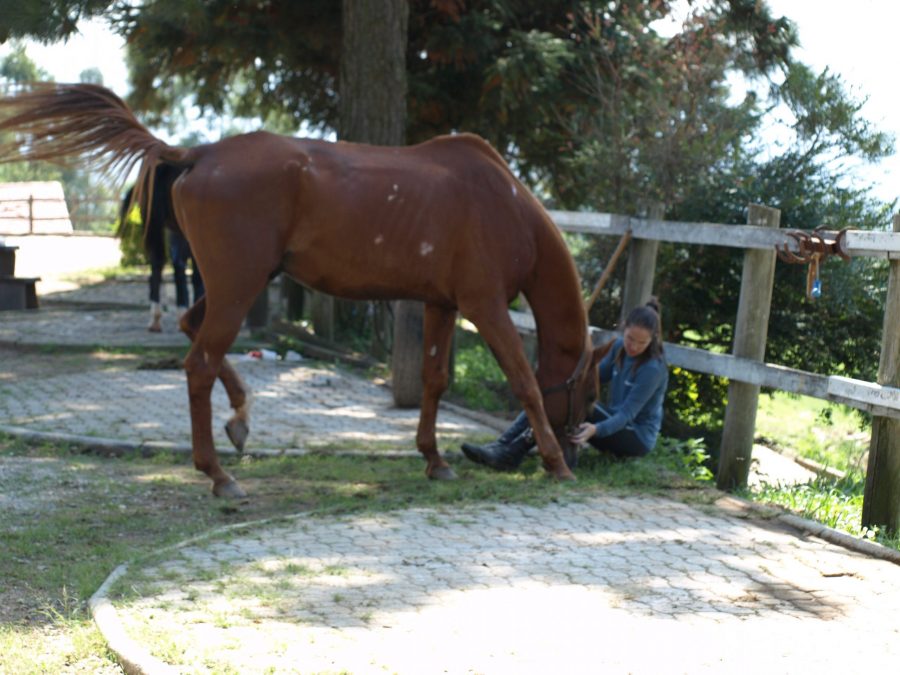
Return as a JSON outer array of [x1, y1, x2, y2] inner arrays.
[[525, 223, 588, 386]]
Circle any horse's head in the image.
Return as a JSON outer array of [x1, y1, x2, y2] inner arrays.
[[542, 337, 615, 469]]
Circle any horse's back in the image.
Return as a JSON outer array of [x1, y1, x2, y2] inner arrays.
[[174, 131, 547, 306]]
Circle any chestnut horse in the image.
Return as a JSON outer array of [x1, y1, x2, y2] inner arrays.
[[0, 84, 606, 497]]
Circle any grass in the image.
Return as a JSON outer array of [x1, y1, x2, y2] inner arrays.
[[747, 391, 900, 549], [756, 391, 870, 476]]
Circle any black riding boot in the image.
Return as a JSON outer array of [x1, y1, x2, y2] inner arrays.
[[461, 429, 536, 471]]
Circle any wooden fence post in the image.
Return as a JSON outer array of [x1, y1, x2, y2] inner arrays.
[[620, 202, 663, 322], [246, 283, 270, 329], [310, 293, 335, 342], [716, 204, 781, 490], [862, 214, 900, 534], [391, 300, 424, 407]]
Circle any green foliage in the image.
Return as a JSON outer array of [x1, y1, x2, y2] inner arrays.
[[0, 0, 113, 43], [655, 436, 715, 481], [117, 201, 145, 266], [0, 41, 48, 83], [756, 392, 869, 477], [450, 339, 511, 413], [779, 63, 893, 163], [746, 475, 866, 538]]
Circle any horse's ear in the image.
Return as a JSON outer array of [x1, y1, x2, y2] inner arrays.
[[591, 339, 616, 368]]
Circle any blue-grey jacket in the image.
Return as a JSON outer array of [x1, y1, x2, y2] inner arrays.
[[595, 338, 668, 451]]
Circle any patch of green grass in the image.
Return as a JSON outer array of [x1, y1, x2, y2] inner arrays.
[[740, 393, 900, 552], [742, 475, 865, 533], [738, 474, 900, 552], [756, 391, 869, 476], [0, 612, 116, 674]]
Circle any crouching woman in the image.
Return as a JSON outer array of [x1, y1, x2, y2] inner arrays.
[[462, 299, 668, 469]]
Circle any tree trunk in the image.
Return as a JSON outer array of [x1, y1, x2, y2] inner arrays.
[[339, 0, 408, 145], [338, 0, 421, 407]]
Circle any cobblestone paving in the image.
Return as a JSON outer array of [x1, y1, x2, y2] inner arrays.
[[0, 359, 492, 453], [1, 279, 497, 453], [111, 496, 900, 674]]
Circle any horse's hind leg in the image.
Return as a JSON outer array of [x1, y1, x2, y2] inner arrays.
[[180, 298, 252, 452], [416, 304, 457, 480]]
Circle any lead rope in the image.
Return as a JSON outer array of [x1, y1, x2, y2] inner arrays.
[[584, 229, 632, 313], [806, 251, 822, 300]]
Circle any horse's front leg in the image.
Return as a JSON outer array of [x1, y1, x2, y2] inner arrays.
[[180, 298, 252, 452], [415, 304, 458, 480], [464, 305, 574, 480]]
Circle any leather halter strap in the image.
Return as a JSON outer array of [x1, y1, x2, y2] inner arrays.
[[540, 345, 591, 433]]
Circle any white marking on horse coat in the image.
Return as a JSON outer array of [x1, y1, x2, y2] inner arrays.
[[429, 344, 438, 357], [511, 183, 518, 196], [374, 234, 385, 245], [420, 241, 434, 256], [387, 183, 400, 202]]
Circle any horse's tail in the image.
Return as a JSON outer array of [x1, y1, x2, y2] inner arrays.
[[0, 82, 191, 227]]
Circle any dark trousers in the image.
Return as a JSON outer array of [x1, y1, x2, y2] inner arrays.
[[501, 405, 650, 458], [148, 230, 204, 306], [584, 406, 650, 458]]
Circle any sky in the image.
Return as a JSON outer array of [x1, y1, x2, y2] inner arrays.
[[1, 2, 899, 203]]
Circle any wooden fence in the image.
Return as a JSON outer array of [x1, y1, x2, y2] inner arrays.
[[510, 205, 900, 530], [0, 194, 119, 234]]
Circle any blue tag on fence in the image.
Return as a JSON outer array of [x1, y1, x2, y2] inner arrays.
[[811, 278, 822, 298]]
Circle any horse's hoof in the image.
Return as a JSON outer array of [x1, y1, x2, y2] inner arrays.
[[428, 465, 458, 481], [545, 463, 576, 481], [225, 418, 249, 453], [556, 467, 576, 481], [213, 478, 248, 499]]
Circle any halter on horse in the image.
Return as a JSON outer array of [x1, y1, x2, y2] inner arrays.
[[0, 83, 608, 497]]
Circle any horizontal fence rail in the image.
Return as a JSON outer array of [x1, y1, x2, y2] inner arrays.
[[509, 306, 900, 423], [0, 195, 118, 233], [548, 210, 900, 259]]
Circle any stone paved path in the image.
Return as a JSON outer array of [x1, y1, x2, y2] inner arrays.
[[0, 358, 493, 455], [104, 496, 900, 674]]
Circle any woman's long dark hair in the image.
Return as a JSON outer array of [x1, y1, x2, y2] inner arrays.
[[617, 297, 665, 372]]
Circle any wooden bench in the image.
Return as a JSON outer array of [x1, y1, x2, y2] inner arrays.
[[0, 244, 17, 276], [0, 275, 40, 310], [0, 243, 40, 310]]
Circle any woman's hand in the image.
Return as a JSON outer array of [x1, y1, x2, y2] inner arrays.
[[568, 422, 596, 446]]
